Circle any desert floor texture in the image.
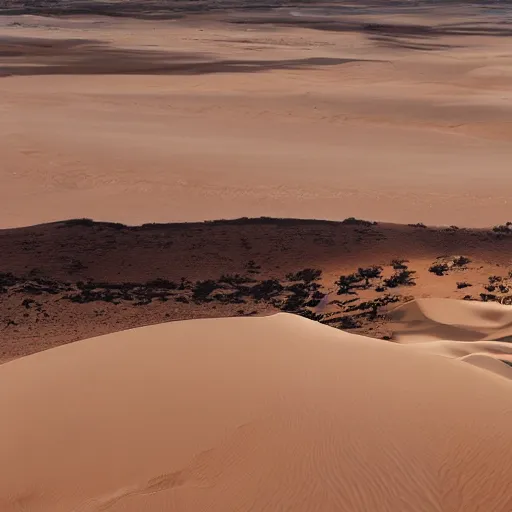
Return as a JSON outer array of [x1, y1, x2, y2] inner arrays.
[[1, 1, 512, 227]]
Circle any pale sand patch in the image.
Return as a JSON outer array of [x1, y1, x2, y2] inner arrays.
[[1, 311, 512, 511]]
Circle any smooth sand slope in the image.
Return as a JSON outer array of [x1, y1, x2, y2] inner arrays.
[[390, 297, 512, 373], [2, 310, 512, 512], [1, 5, 512, 228]]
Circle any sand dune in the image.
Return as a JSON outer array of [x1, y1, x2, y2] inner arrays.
[[390, 297, 512, 342], [2, 310, 512, 511], [390, 297, 512, 376]]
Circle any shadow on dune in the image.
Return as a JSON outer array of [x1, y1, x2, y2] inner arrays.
[[0, 36, 376, 76], [4, 0, 512, 18], [228, 17, 512, 51], [1, 0, 319, 18], [231, 16, 512, 38]]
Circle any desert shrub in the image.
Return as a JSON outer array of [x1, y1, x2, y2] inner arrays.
[[249, 279, 283, 301], [346, 295, 399, 318], [178, 277, 192, 290], [213, 291, 245, 304], [342, 217, 377, 226], [488, 275, 502, 284], [457, 282, 471, 289], [408, 222, 426, 228], [281, 294, 307, 312], [383, 269, 416, 288], [219, 274, 255, 286], [192, 280, 218, 301], [480, 293, 497, 302], [391, 259, 408, 270], [286, 268, 322, 283], [429, 263, 449, 276], [485, 285, 496, 292], [146, 278, 177, 290], [336, 315, 362, 329], [452, 256, 471, 267], [499, 284, 510, 294], [296, 309, 325, 321], [357, 266, 383, 287], [0, 272, 18, 289], [285, 282, 309, 295], [335, 273, 364, 295], [62, 218, 95, 227], [492, 222, 512, 233], [65, 289, 119, 303]]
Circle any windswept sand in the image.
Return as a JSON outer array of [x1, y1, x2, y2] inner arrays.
[[1, 3, 512, 228], [2, 310, 512, 512]]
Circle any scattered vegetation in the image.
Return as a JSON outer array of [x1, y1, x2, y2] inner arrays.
[[499, 284, 510, 294], [249, 279, 283, 301], [429, 263, 449, 276], [457, 282, 472, 289], [286, 268, 322, 283], [492, 222, 512, 234], [335, 273, 364, 295], [383, 269, 416, 288], [192, 280, 218, 302], [61, 218, 126, 229], [429, 256, 470, 276], [357, 266, 383, 288], [452, 256, 471, 267], [219, 274, 255, 286], [391, 259, 409, 270], [341, 217, 377, 227]]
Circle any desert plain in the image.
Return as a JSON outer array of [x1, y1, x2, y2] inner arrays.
[[1, 1, 512, 227]]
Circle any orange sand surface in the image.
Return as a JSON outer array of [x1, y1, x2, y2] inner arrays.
[[2, 309, 512, 512], [1, 5, 512, 228]]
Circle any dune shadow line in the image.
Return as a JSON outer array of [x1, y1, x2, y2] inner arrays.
[[0, 36, 379, 76]]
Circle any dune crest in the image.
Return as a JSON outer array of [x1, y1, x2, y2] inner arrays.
[[390, 297, 512, 342], [2, 312, 512, 512], [390, 298, 512, 377]]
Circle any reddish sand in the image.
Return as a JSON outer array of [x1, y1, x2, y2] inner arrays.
[[1, 5, 512, 228]]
